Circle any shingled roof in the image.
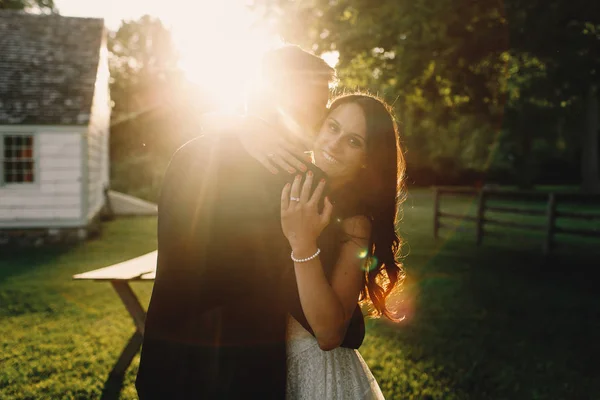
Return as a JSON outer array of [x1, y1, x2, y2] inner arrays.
[[0, 11, 105, 125]]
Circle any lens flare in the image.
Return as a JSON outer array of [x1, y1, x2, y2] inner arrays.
[[361, 255, 379, 272]]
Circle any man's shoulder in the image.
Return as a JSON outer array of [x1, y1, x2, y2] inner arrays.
[[170, 133, 243, 164], [168, 136, 205, 163], [173, 134, 218, 157], [170, 132, 270, 185]]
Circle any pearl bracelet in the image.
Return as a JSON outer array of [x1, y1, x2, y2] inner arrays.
[[291, 247, 321, 263]]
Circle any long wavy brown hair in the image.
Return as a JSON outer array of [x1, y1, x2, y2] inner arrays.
[[326, 93, 406, 321]]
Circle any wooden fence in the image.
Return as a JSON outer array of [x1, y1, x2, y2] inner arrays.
[[433, 187, 600, 255]]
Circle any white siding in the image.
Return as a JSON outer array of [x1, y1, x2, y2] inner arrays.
[[0, 130, 83, 227], [86, 36, 111, 221]]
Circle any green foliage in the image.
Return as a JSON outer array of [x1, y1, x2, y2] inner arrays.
[[0, 0, 55, 12], [1, 194, 600, 399], [107, 16, 209, 201], [101, 1, 598, 190], [255, 0, 502, 178], [255, 0, 510, 133], [252, 0, 600, 188], [110, 152, 168, 203], [100, 1, 598, 193], [108, 15, 183, 120]]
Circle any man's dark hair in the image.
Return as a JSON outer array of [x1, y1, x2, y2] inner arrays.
[[261, 45, 336, 83]]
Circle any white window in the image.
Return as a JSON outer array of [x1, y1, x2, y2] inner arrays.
[[1, 134, 36, 184]]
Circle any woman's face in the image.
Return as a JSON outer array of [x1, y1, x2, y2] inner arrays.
[[313, 102, 368, 189]]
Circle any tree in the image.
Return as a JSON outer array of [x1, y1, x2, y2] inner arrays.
[[108, 15, 182, 121], [253, 0, 600, 189], [256, 0, 508, 116], [0, 0, 56, 12], [253, 0, 510, 181], [582, 86, 600, 192], [107, 15, 212, 200], [505, 0, 600, 190]]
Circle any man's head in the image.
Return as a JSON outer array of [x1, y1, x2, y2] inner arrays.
[[249, 45, 335, 144]]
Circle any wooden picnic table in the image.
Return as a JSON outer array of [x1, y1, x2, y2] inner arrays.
[[72, 250, 157, 378]]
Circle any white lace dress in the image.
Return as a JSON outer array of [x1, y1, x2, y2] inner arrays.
[[286, 317, 386, 399]]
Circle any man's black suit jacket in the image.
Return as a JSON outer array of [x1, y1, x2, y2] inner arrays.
[[135, 131, 365, 399]]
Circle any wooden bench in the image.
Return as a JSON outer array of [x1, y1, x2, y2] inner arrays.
[[73, 250, 157, 378]]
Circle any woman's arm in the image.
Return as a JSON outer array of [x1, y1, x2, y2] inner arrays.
[[281, 174, 370, 351]]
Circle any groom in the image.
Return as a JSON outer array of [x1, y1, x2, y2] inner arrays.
[[136, 45, 365, 399]]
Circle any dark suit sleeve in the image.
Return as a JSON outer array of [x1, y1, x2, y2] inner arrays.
[[157, 137, 214, 280], [147, 131, 283, 329], [143, 135, 227, 336]]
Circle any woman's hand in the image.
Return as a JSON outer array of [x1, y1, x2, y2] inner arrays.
[[237, 116, 310, 175], [281, 172, 334, 252], [201, 112, 310, 175]]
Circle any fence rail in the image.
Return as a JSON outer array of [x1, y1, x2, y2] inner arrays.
[[433, 187, 600, 255]]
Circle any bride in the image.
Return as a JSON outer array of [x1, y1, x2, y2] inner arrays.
[[277, 93, 405, 399]]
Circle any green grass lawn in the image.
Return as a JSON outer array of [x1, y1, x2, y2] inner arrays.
[[1, 190, 599, 399]]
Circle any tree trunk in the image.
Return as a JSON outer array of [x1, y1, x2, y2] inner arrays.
[[517, 125, 534, 189], [581, 86, 600, 193]]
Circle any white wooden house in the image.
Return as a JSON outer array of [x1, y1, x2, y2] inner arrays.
[[0, 11, 110, 242]]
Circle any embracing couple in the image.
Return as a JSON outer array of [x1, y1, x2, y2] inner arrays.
[[135, 45, 405, 399]]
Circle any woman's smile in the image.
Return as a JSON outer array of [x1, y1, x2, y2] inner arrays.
[[321, 150, 341, 165]]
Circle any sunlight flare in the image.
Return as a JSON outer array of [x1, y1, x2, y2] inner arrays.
[[167, 1, 282, 111]]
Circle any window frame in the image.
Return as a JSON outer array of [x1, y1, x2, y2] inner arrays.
[[0, 132, 39, 188]]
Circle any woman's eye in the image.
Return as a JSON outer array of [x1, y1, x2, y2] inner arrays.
[[328, 122, 339, 133], [349, 138, 363, 148]]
